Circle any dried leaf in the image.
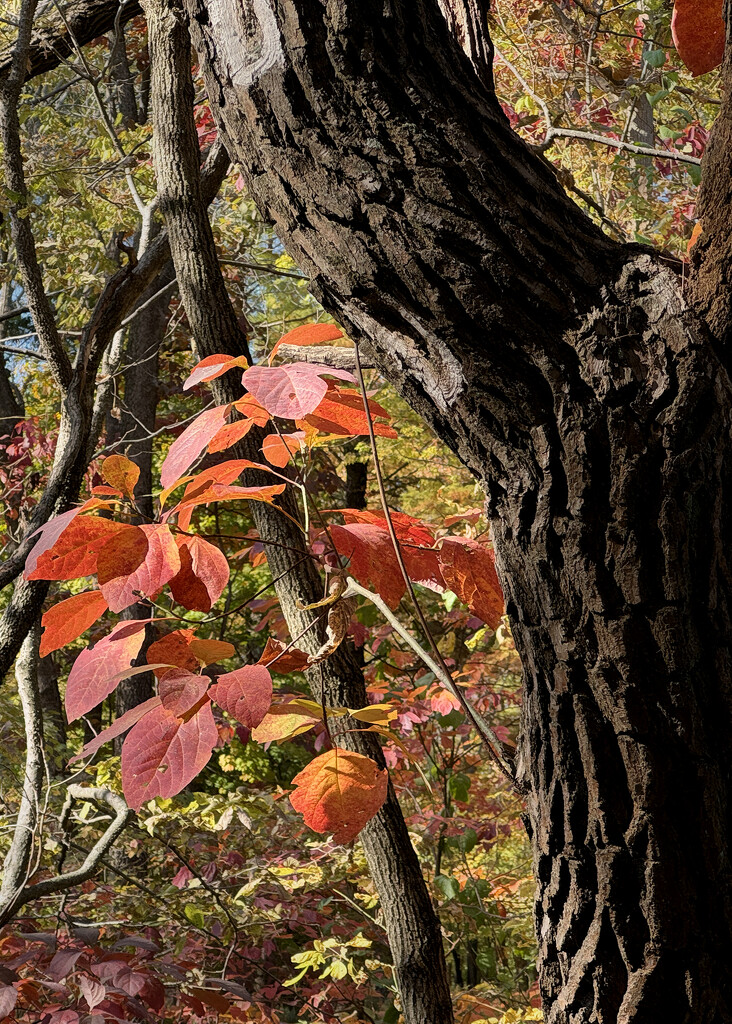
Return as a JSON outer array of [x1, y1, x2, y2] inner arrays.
[[65, 619, 148, 722], [121, 700, 218, 810], [209, 665, 273, 729], [40, 590, 108, 657], [307, 598, 355, 665], [289, 748, 388, 844]]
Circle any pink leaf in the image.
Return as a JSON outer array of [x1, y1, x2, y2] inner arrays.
[[68, 696, 163, 763], [65, 619, 148, 722], [159, 669, 211, 716], [209, 665, 273, 729], [242, 363, 355, 419], [183, 354, 248, 391], [160, 404, 230, 489], [0, 984, 17, 1018], [121, 701, 218, 810], [79, 976, 106, 1010], [99, 524, 181, 613]]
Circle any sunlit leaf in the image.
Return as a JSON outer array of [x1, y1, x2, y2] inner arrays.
[[160, 404, 230, 489], [65, 619, 148, 721], [242, 363, 355, 420], [40, 590, 108, 657], [102, 455, 140, 500], [209, 664, 273, 729], [289, 748, 388, 844]]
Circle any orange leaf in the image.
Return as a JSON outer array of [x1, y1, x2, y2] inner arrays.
[[261, 432, 303, 468], [170, 482, 286, 523], [269, 322, 344, 361], [170, 534, 229, 612], [207, 416, 255, 453], [183, 353, 248, 391], [25, 516, 130, 581], [289, 748, 388, 844], [438, 537, 504, 629], [65, 619, 148, 721], [232, 394, 271, 426], [672, 0, 724, 76], [189, 637, 235, 664], [303, 387, 397, 438], [335, 508, 435, 547], [687, 221, 703, 256], [40, 590, 108, 657], [98, 524, 181, 613], [102, 455, 140, 500], [209, 664, 273, 728], [121, 700, 218, 809], [147, 629, 199, 677], [160, 404, 230, 489]]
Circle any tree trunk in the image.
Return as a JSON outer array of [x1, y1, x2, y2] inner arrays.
[[142, 4, 454, 1019], [182, 1, 732, 1020]]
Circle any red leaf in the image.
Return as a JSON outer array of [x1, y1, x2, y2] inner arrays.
[[207, 416, 256, 453], [40, 590, 108, 657], [170, 534, 229, 612], [121, 700, 218, 809], [183, 354, 248, 390], [401, 544, 445, 593], [289, 748, 388, 844], [147, 629, 200, 677], [330, 522, 405, 609], [159, 669, 211, 716], [261, 432, 303, 468], [25, 516, 129, 581], [672, 0, 724, 76], [160, 404, 230, 489], [68, 696, 163, 763], [242, 363, 355, 419], [269, 322, 344, 361], [65, 619, 148, 722], [335, 508, 435, 547], [99, 524, 180, 613], [438, 537, 504, 628], [303, 387, 397, 438], [209, 665, 273, 729], [102, 455, 140, 500], [257, 637, 310, 673]]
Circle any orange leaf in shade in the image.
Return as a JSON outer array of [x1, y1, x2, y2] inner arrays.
[[147, 629, 200, 677], [182, 353, 248, 391], [98, 524, 180, 613], [121, 700, 218, 810], [68, 696, 163, 764], [289, 748, 388, 844], [330, 523, 406, 609], [65, 619, 148, 721], [158, 669, 211, 716], [209, 665, 273, 729], [687, 221, 703, 256], [438, 537, 504, 629], [242, 363, 355, 420], [102, 455, 140, 500], [207, 416, 256, 453], [189, 637, 235, 664], [160, 404, 231, 489], [257, 637, 310, 673], [303, 387, 397, 438], [261, 432, 303, 468], [40, 590, 108, 657], [25, 516, 129, 581], [170, 534, 229, 612], [672, 0, 724, 76], [269, 322, 344, 361]]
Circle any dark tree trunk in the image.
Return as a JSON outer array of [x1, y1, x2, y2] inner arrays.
[[180, 1, 732, 1021], [142, 4, 454, 1020], [345, 459, 368, 510]]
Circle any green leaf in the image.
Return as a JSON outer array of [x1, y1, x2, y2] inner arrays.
[[688, 164, 702, 186], [448, 772, 471, 803], [435, 874, 460, 900], [184, 904, 205, 929], [642, 48, 666, 68]]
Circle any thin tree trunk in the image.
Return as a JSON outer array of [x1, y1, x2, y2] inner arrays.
[[142, 4, 454, 1019], [181, 2, 732, 1020]]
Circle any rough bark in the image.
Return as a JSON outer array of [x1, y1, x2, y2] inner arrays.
[[142, 4, 453, 1020], [180, 2, 732, 1021]]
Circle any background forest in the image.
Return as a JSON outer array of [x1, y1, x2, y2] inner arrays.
[[0, 0, 718, 1021]]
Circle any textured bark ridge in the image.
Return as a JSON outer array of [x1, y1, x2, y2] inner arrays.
[[182, 2, 732, 1020]]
